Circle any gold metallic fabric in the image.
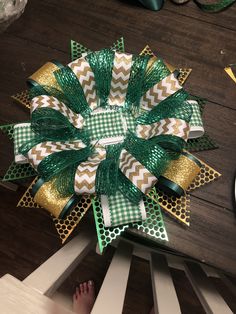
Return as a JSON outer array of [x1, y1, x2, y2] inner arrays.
[[29, 62, 61, 90], [34, 179, 72, 218], [163, 155, 201, 192]]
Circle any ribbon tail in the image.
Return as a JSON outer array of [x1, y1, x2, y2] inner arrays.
[[132, 195, 168, 241], [101, 191, 146, 227], [92, 196, 129, 253]]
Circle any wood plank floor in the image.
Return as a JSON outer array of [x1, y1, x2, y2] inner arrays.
[[0, 0, 236, 313]]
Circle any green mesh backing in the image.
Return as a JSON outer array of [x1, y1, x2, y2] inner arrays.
[[92, 195, 167, 253], [71, 37, 125, 61], [186, 133, 219, 152], [0, 124, 15, 140], [3, 162, 37, 181]]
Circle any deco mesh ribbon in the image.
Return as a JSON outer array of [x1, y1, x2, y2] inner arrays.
[[0, 38, 221, 252]]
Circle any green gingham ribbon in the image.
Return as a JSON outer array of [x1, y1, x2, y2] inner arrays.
[[188, 100, 204, 139], [14, 123, 35, 163], [85, 110, 136, 142], [101, 191, 146, 227]]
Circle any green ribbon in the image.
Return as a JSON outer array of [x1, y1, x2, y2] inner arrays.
[[139, 0, 235, 11], [86, 49, 114, 107], [193, 0, 235, 12], [157, 176, 185, 197], [139, 0, 164, 10], [54, 66, 91, 117], [95, 144, 122, 195]]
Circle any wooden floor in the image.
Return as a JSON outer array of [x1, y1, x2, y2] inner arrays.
[[0, 0, 236, 313]]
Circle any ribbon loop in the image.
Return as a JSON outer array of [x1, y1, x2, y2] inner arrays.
[[75, 161, 100, 194], [124, 132, 170, 178], [26, 140, 86, 170], [32, 178, 78, 219], [108, 52, 133, 107], [14, 123, 35, 164], [27, 61, 63, 91], [157, 152, 202, 196], [188, 100, 204, 139], [136, 118, 190, 141], [101, 191, 146, 227], [54, 66, 92, 117], [74, 145, 107, 195], [31, 95, 84, 129], [68, 57, 98, 111], [119, 149, 158, 194], [140, 72, 182, 112]]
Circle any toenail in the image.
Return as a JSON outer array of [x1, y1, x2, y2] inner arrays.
[[88, 280, 93, 286]]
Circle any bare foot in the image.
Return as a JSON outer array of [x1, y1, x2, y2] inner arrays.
[[73, 280, 95, 314]]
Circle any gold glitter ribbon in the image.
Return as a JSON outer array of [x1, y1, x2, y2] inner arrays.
[[28, 61, 62, 90], [33, 178, 77, 218], [158, 153, 201, 196]]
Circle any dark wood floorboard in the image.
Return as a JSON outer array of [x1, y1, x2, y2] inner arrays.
[[4, 0, 236, 109], [163, 1, 236, 31]]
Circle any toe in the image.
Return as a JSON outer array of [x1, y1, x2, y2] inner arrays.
[[76, 287, 80, 296], [80, 283, 84, 293], [88, 280, 94, 293], [88, 280, 94, 294], [83, 282, 88, 294]]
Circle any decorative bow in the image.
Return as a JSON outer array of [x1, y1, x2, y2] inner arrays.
[[0, 38, 221, 253], [12, 49, 203, 229]]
